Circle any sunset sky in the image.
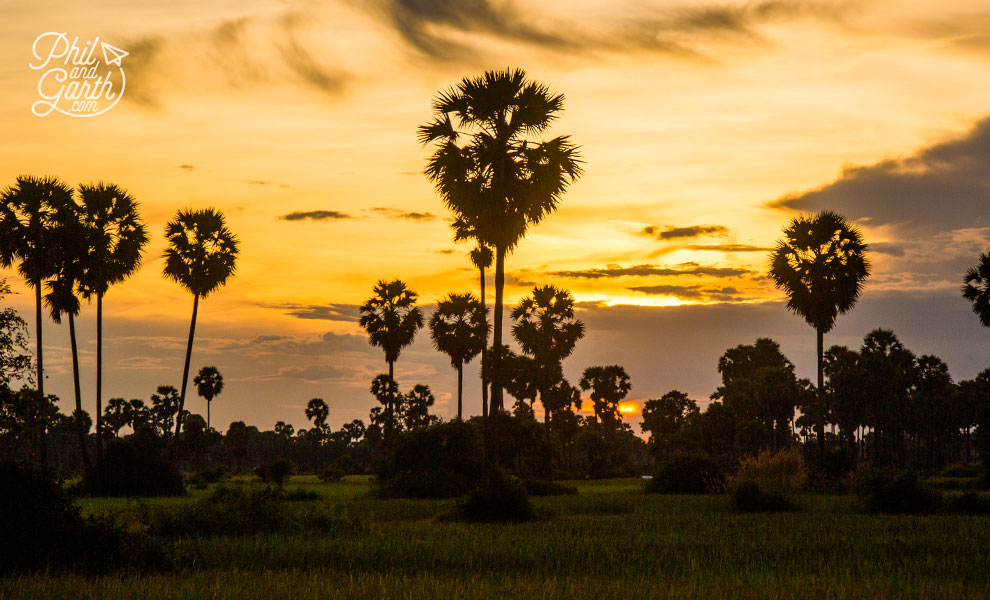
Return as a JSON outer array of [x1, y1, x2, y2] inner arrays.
[[3, 0, 990, 431]]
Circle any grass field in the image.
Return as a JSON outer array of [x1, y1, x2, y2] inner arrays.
[[4, 476, 989, 599]]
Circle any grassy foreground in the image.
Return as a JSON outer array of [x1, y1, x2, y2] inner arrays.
[[4, 477, 989, 599]]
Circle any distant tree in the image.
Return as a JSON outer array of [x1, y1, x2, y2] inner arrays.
[[340, 419, 365, 445], [103, 397, 131, 438], [512, 285, 585, 425], [0, 280, 32, 388], [359, 280, 423, 444], [305, 398, 330, 441], [225, 421, 254, 473], [274, 420, 295, 439], [641, 390, 699, 459], [78, 182, 149, 474], [163, 208, 239, 439], [193, 366, 224, 430], [420, 68, 583, 414], [429, 293, 486, 420], [769, 210, 869, 467], [370, 374, 402, 435], [149, 385, 181, 437], [0, 175, 75, 464], [963, 253, 990, 326], [404, 384, 441, 430], [579, 365, 632, 436], [859, 329, 916, 466], [912, 354, 954, 469], [823, 345, 867, 448]]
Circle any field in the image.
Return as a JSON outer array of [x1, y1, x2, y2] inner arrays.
[[4, 477, 989, 600]]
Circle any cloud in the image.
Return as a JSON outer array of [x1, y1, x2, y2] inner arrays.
[[771, 118, 990, 235], [628, 284, 704, 298], [685, 244, 772, 253], [642, 225, 730, 240], [262, 302, 361, 322], [548, 262, 751, 279], [279, 210, 353, 221], [177, 164, 195, 171], [368, 207, 437, 221], [249, 180, 291, 189], [870, 242, 906, 257], [434, 249, 456, 254]]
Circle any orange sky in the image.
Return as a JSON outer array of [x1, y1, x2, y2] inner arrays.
[[3, 0, 990, 430]]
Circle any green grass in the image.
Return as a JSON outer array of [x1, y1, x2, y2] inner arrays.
[[5, 477, 989, 599]]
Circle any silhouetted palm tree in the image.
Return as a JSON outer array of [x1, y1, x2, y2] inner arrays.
[[420, 68, 583, 413], [429, 292, 487, 419], [768, 210, 869, 466], [359, 279, 423, 444], [579, 365, 632, 437], [0, 176, 75, 444], [77, 182, 149, 472], [43, 200, 90, 471], [194, 365, 224, 430], [163, 208, 239, 437], [469, 244, 493, 416], [512, 285, 585, 424], [962, 253, 990, 326]]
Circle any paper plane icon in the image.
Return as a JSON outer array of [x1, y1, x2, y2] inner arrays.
[[101, 42, 128, 66]]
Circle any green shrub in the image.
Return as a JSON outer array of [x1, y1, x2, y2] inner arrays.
[[84, 433, 184, 497], [647, 454, 724, 494], [319, 467, 346, 483], [376, 420, 482, 498], [944, 491, 990, 515], [523, 478, 578, 496], [255, 460, 294, 485], [941, 463, 983, 478], [852, 466, 943, 514], [455, 467, 536, 523], [730, 479, 796, 512], [727, 449, 806, 512]]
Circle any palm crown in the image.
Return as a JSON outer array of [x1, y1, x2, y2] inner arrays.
[[359, 279, 424, 364], [962, 253, 990, 327], [194, 366, 224, 401], [512, 285, 585, 365], [0, 175, 74, 285], [163, 208, 239, 297], [429, 293, 487, 368], [768, 210, 870, 334], [77, 182, 149, 298]]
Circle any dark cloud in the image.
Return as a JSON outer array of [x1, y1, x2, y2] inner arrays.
[[177, 164, 195, 171], [262, 302, 361, 321], [870, 242, 907, 257], [549, 262, 751, 279], [434, 249, 456, 254], [249, 180, 291, 189], [642, 224, 730, 240], [121, 37, 164, 108], [772, 118, 990, 235], [368, 207, 437, 221], [279, 210, 353, 221], [628, 284, 703, 298]]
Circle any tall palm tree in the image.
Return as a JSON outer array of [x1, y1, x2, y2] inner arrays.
[[359, 279, 423, 444], [511, 285, 585, 424], [78, 182, 149, 474], [420, 68, 583, 413], [44, 200, 91, 471], [429, 292, 487, 420], [193, 365, 224, 430], [163, 208, 239, 438], [468, 244, 493, 417], [768, 210, 869, 467], [0, 176, 74, 416], [962, 253, 990, 326]]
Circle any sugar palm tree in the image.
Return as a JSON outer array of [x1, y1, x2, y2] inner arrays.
[[768, 210, 869, 466], [429, 292, 487, 420], [43, 201, 91, 471], [0, 176, 75, 428], [78, 182, 149, 473], [468, 244, 493, 416], [962, 253, 990, 326], [420, 68, 583, 413], [193, 365, 224, 430], [579, 365, 632, 437], [512, 285, 585, 424], [163, 208, 239, 437], [359, 279, 423, 444]]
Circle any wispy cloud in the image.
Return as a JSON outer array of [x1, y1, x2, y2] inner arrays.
[[642, 224, 730, 240], [279, 210, 353, 221], [261, 302, 361, 322], [368, 207, 437, 221], [548, 262, 751, 279]]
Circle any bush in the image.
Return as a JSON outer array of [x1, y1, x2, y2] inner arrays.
[[523, 478, 578, 496], [852, 466, 943, 514], [944, 491, 990, 514], [0, 461, 165, 574], [727, 449, 806, 512], [941, 463, 983, 479], [646, 454, 724, 494], [376, 421, 482, 498], [85, 433, 185, 497], [319, 467, 346, 483], [255, 460, 294, 485], [186, 467, 226, 489], [455, 467, 536, 523], [730, 479, 797, 512]]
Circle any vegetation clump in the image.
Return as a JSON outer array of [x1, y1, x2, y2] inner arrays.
[[376, 420, 482, 498], [852, 466, 943, 514], [455, 467, 536, 523], [729, 448, 807, 512], [255, 459, 294, 486], [84, 433, 184, 497], [647, 454, 725, 494]]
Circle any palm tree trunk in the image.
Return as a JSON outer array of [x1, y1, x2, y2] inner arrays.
[[96, 291, 104, 478], [175, 293, 199, 437], [479, 264, 488, 419], [68, 311, 91, 472], [386, 359, 395, 446], [457, 362, 463, 420], [491, 247, 505, 413], [816, 326, 825, 471], [34, 281, 46, 466], [207, 399, 211, 430]]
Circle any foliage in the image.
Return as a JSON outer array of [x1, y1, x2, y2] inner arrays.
[[85, 432, 185, 497], [730, 480, 797, 512], [851, 466, 943, 514], [647, 454, 725, 494], [255, 459, 294, 485], [641, 391, 699, 458], [0, 280, 32, 387], [579, 365, 631, 432], [376, 420, 482, 498], [455, 466, 536, 523], [729, 449, 807, 512], [522, 478, 578, 496]]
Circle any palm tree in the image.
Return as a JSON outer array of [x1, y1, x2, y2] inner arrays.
[[78, 182, 149, 473], [163, 208, 239, 438], [0, 176, 75, 420], [511, 285, 585, 424], [579, 365, 632, 437], [469, 244, 493, 416], [193, 365, 224, 430], [962, 253, 990, 326], [420, 68, 583, 414], [429, 292, 487, 419], [43, 200, 91, 471], [359, 279, 423, 444], [768, 210, 869, 467]]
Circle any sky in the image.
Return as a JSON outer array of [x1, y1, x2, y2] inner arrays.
[[2, 0, 990, 432]]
